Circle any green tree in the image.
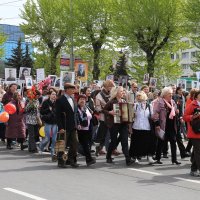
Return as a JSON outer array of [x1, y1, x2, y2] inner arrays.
[[6, 38, 24, 77], [23, 43, 34, 74], [114, 0, 181, 78], [0, 32, 6, 58], [73, 0, 113, 80], [20, 0, 72, 74], [114, 51, 128, 79], [183, 0, 200, 71]]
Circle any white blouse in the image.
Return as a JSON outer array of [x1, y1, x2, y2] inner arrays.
[[132, 102, 152, 131]]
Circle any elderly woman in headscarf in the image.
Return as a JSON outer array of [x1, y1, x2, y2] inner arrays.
[[152, 87, 181, 165], [129, 91, 156, 164]]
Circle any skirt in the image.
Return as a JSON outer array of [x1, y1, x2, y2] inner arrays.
[[129, 129, 156, 157]]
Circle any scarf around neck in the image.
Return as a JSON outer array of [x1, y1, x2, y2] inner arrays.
[[163, 98, 175, 119]]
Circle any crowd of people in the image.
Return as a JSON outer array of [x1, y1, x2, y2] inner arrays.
[[0, 80, 200, 177]]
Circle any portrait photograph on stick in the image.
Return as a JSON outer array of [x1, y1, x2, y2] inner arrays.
[[25, 76, 33, 89], [5, 68, 16, 82], [149, 77, 157, 88], [19, 67, 31, 80]]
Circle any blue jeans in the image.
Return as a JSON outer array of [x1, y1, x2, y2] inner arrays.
[[39, 123, 58, 156]]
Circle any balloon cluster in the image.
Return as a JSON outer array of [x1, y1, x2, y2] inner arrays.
[[0, 103, 17, 123], [38, 77, 52, 91]]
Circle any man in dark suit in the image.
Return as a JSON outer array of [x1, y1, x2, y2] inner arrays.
[[56, 83, 78, 168]]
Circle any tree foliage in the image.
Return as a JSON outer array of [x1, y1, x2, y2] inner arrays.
[[73, 0, 114, 80], [113, 0, 181, 78], [20, 0, 72, 74], [23, 44, 34, 73], [0, 32, 6, 59]]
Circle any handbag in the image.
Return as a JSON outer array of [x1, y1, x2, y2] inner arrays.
[[36, 115, 43, 127], [191, 118, 200, 134], [190, 107, 200, 134]]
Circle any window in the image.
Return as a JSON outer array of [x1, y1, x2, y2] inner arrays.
[[182, 52, 189, 59], [191, 51, 197, 58]]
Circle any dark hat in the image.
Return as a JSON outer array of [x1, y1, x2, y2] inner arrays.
[[77, 94, 86, 102], [64, 83, 76, 90]]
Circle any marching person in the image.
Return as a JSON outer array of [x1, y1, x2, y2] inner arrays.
[[103, 86, 134, 166], [153, 87, 181, 165], [183, 90, 200, 177], [5, 92, 27, 150], [126, 81, 138, 103], [94, 80, 115, 156], [56, 83, 78, 168], [39, 89, 58, 161], [173, 87, 190, 158], [129, 91, 156, 164], [76, 94, 96, 166], [25, 89, 41, 153]]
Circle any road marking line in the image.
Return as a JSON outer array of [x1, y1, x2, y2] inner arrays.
[[3, 188, 47, 200], [175, 177, 200, 184], [128, 168, 162, 176]]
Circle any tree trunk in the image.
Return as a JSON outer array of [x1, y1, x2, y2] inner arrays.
[[50, 49, 57, 75], [93, 48, 101, 80], [146, 53, 155, 78]]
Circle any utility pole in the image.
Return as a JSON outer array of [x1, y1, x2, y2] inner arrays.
[[70, 0, 74, 71]]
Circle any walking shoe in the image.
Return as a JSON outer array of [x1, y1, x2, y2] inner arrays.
[[190, 171, 200, 177], [163, 154, 169, 159], [87, 158, 96, 166], [172, 161, 181, 165], [126, 159, 135, 166], [106, 158, 114, 164], [58, 163, 66, 168], [21, 144, 28, 151], [112, 149, 120, 156], [52, 155, 57, 162], [99, 149, 106, 155], [154, 160, 163, 164], [148, 156, 156, 164], [70, 162, 79, 168]]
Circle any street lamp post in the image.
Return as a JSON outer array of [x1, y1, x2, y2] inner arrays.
[[70, 0, 74, 71]]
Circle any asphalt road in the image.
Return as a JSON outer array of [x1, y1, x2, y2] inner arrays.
[[0, 142, 200, 200]]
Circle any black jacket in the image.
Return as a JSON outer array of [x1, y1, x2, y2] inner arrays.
[[40, 99, 57, 124], [55, 95, 77, 132]]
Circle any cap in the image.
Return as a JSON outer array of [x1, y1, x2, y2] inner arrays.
[[64, 83, 76, 90]]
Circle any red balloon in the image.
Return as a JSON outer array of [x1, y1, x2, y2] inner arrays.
[[4, 103, 16, 115], [0, 112, 9, 123]]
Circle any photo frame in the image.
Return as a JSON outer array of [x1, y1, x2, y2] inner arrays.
[[25, 76, 33, 89], [149, 77, 157, 88], [143, 74, 149, 84], [48, 75, 57, 86], [118, 75, 128, 88], [60, 71, 75, 89], [106, 74, 114, 81], [74, 62, 88, 81], [192, 81, 199, 89], [177, 79, 186, 90], [36, 68, 45, 83], [5, 68, 16, 83], [19, 67, 31, 80]]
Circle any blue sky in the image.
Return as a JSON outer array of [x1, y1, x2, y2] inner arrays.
[[0, 0, 26, 26]]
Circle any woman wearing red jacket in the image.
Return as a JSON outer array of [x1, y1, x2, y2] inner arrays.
[[183, 90, 200, 177]]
